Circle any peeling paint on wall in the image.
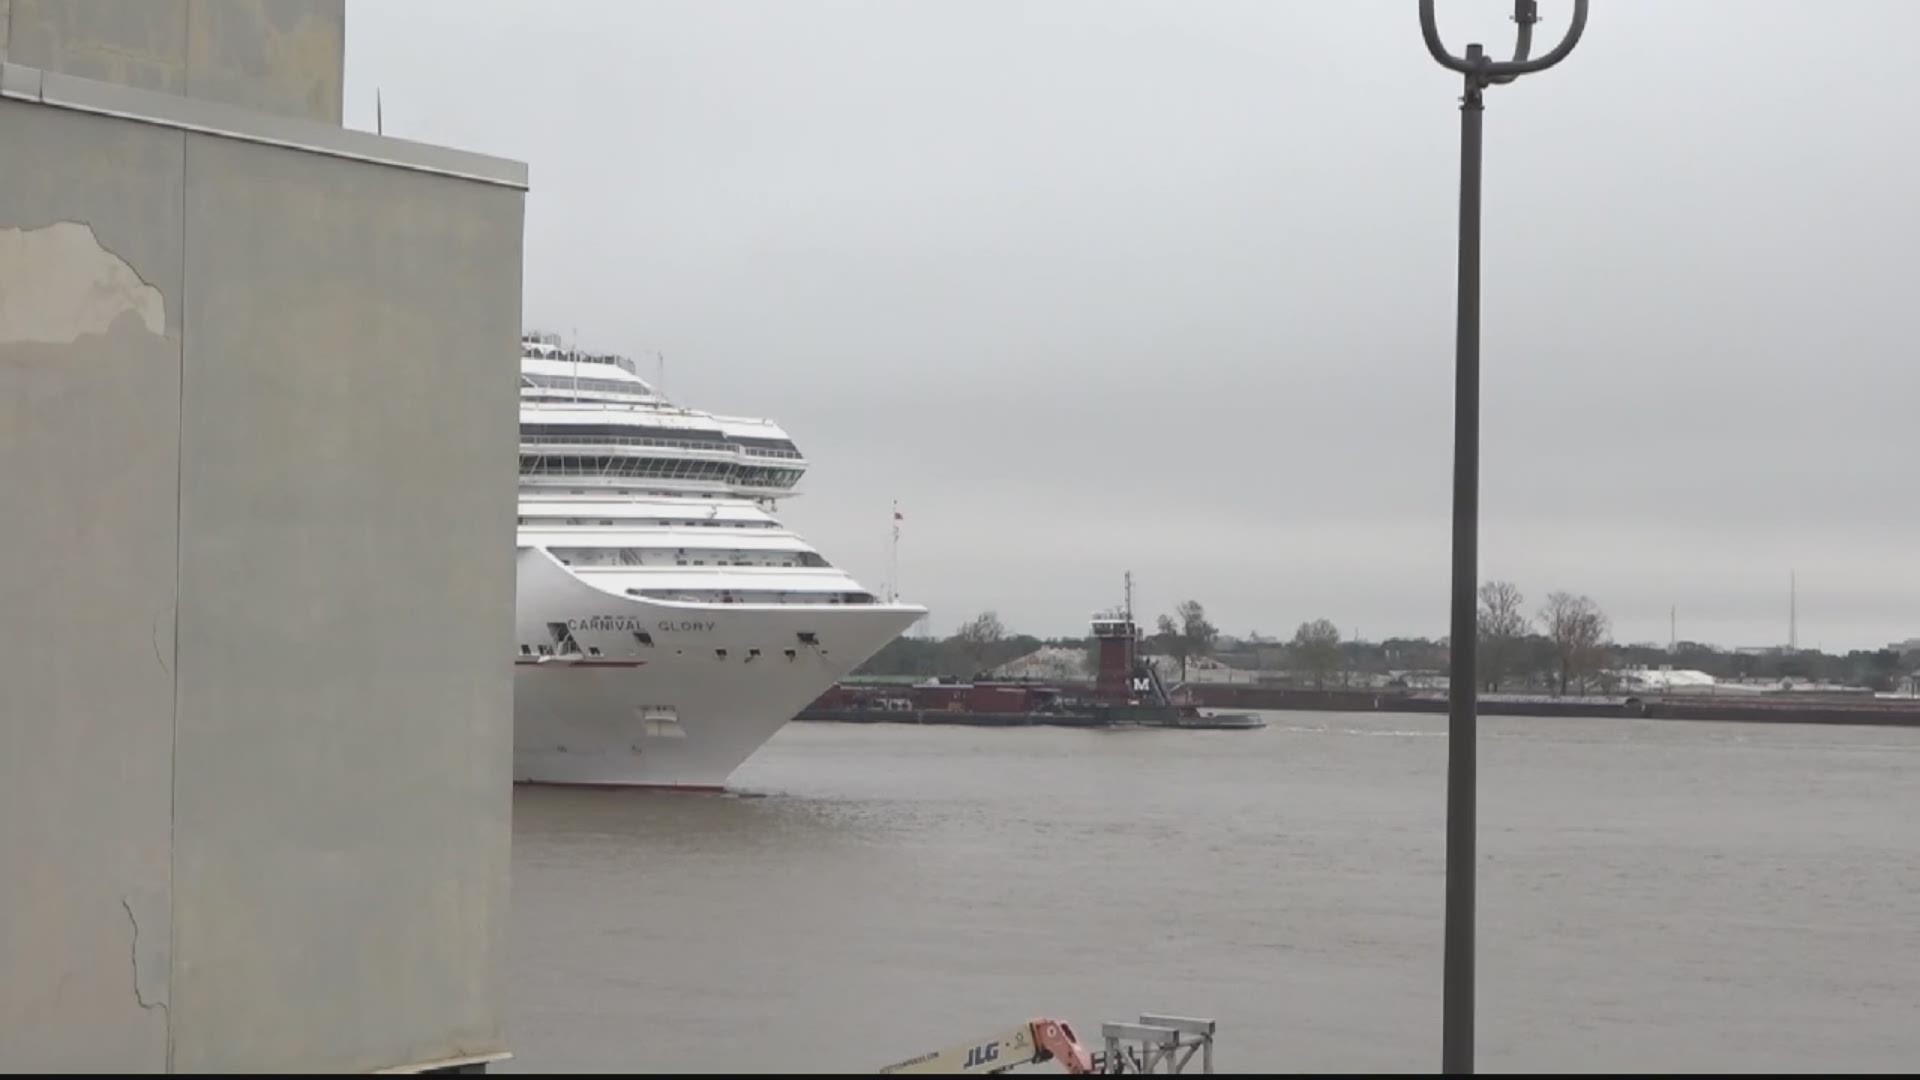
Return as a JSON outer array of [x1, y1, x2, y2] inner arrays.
[[0, 220, 166, 345]]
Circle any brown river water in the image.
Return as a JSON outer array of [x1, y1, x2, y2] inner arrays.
[[501, 711, 1920, 1073]]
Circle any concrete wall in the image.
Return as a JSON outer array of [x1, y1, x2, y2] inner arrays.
[[0, 59, 524, 1073], [169, 127, 523, 1075], [1, 0, 344, 124], [0, 99, 184, 1078]]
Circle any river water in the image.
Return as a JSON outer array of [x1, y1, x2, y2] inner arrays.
[[502, 712, 1920, 1073]]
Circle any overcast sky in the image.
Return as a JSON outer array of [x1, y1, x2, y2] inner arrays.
[[344, 1, 1918, 653]]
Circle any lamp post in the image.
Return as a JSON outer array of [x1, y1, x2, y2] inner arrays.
[[1417, 1, 1588, 1074]]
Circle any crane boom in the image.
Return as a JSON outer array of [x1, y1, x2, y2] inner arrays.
[[878, 1017, 1094, 1075]]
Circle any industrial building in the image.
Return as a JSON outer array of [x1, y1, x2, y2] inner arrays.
[[1, 1, 526, 1071]]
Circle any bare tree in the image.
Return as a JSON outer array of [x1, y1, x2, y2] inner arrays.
[[1177, 600, 1218, 659], [1292, 618, 1343, 689], [1154, 600, 1218, 682], [954, 611, 1006, 674], [1476, 580, 1530, 692], [1540, 591, 1610, 695], [1154, 614, 1182, 676]]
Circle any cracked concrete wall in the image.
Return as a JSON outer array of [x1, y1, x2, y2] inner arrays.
[[4, 0, 344, 124], [0, 79, 521, 1074], [0, 100, 184, 1074]]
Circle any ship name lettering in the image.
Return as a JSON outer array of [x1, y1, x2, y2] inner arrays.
[[566, 616, 649, 632]]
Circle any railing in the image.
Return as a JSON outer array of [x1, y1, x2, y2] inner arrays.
[[518, 469, 801, 491], [1098, 1015, 1216, 1074], [517, 514, 782, 527], [521, 387, 654, 403], [519, 434, 804, 460], [522, 434, 737, 454], [521, 467, 736, 483]]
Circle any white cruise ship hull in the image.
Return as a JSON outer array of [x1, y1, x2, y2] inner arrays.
[[512, 547, 920, 788]]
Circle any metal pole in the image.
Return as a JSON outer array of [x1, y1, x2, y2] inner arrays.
[[1442, 47, 1484, 1076], [1417, 2, 1588, 1074]]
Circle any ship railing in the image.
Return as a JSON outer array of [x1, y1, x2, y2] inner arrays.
[[520, 434, 803, 460], [521, 435, 738, 455], [520, 457, 800, 483], [519, 470, 801, 494]]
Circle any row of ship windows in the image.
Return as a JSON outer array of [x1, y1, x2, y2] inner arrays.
[[525, 432, 735, 454], [521, 423, 803, 459], [520, 642, 805, 660], [521, 627, 828, 659], [523, 454, 729, 477], [521, 373, 650, 396], [543, 488, 778, 504], [520, 455, 803, 488], [522, 433, 803, 462], [518, 517, 779, 529], [549, 548, 830, 569], [626, 589, 877, 605]]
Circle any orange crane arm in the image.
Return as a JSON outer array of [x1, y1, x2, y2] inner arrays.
[[1029, 1017, 1095, 1074]]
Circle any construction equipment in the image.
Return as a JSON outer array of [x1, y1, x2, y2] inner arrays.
[[876, 1014, 1215, 1075], [878, 1017, 1093, 1075], [1097, 1015, 1216, 1074]]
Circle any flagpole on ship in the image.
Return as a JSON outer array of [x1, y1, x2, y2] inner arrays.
[[887, 501, 902, 605]]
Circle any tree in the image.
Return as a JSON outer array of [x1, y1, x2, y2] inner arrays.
[[1476, 580, 1530, 692], [1154, 614, 1182, 675], [1540, 592, 1610, 695], [954, 611, 1005, 675], [1858, 648, 1904, 693], [1292, 618, 1343, 689], [1153, 599, 1218, 682]]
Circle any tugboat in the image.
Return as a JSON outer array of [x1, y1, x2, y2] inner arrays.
[[795, 576, 1265, 731], [1075, 579, 1265, 730]]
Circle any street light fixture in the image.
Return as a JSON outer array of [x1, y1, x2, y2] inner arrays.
[[1417, 0, 1589, 1074]]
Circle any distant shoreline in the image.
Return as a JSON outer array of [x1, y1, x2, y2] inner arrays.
[[815, 676, 1920, 730], [1180, 684, 1920, 729]]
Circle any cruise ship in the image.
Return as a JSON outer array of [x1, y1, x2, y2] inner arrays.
[[512, 331, 925, 788]]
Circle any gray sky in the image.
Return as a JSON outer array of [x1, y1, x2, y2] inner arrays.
[[344, 1, 1919, 653]]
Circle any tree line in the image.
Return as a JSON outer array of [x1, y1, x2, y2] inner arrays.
[[854, 610, 1044, 680], [855, 599, 1377, 689], [1472, 580, 1910, 694], [1474, 582, 1611, 694], [855, 587, 1917, 693]]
